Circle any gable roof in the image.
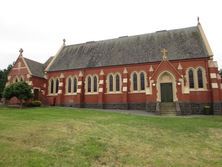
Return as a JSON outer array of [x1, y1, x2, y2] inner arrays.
[[47, 26, 209, 72], [24, 58, 45, 78]]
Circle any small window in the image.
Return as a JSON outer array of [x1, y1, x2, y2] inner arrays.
[[87, 77, 91, 92], [50, 79, 54, 94], [197, 69, 203, 88], [68, 78, 72, 93], [109, 75, 113, 92], [73, 77, 77, 93], [93, 76, 97, 92], [116, 74, 120, 91], [140, 72, 145, 91], [56, 79, 59, 93], [189, 69, 194, 88], [133, 73, 138, 91]]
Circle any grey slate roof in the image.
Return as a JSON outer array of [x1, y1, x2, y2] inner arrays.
[[24, 58, 45, 78], [48, 26, 209, 72]]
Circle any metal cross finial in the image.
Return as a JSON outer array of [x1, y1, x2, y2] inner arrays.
[[63, 38, 66, 45], [197, 16, 200, 24], [161, 48, 168, 60], [19, 48, 23, 55]]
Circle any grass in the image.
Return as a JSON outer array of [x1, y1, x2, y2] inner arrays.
[[0, 106, 222, 167]]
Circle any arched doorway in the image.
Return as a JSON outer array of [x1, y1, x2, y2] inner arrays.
[[157, 71, 178, 102]]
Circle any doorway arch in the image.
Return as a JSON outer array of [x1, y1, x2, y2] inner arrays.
[[156, 71, 178, 102]]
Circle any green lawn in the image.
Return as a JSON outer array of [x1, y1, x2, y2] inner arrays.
[[0, 107, 222, 167]]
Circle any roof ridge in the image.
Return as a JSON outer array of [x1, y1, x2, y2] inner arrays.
[[24, 57, 44, 65], [65, 26, 197, 48]]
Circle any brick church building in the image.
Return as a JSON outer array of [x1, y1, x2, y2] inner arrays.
[[6, 21, 222, 115]]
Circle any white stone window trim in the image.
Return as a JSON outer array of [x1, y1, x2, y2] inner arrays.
[[85, 74, 99, 94], [66, 75, 78, 94], [48, 77, 60, 96], [130, 71, 147, 92], [106, 72, 122, 94], [186, 66, 207, 91], [13, 75, 25, 83]]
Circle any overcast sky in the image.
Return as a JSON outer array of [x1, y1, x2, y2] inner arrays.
[[0, 0, 221, 70]]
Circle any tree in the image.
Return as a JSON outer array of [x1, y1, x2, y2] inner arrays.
[[3, 81, 33, 107], [0, 64, 13, 98]]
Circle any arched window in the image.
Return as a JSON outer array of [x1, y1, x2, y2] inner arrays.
[[133, 73, 138, 91], [189, 69, 194, 88], [68, 78, 72, 93], [15, 78, 18, 83], [197, 69, 203, 88], [93, 76, 97, 92], [20, 76, 24, 82], [140, 72, 145, 91], [56, 79, 59, 93], [116, 74, 120, 91], [109, 75, 113, 92], [73, 77, 77, 93], [87, 77, 91, 92], [50, 79, 54, 94]]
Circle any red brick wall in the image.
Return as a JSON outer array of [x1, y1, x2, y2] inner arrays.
[[46, 57, 220, 106]]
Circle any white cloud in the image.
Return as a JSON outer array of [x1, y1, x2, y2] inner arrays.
[[0, 0, 222, 69]]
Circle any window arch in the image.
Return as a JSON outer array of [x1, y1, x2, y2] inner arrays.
[[116, 74, 120, 91], [93, 76, 98, 92], [87, 76, 91, 92], [55, 79, 59, 93], [188, 69, 194, 89], [131, 71, 147, 92], [140, 72, 145, 91], [20, 76, 24, 82], [50, 79, 54, 94], [133, 73, 138, 91], [67, 77, 72, 93], [73, 77, 77, 93], [109, 75, 113, 92], [107, 73, 122, 93], [86, 75, 98, 93], [197, 68, 203, 88]]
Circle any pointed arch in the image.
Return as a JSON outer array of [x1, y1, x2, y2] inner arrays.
[[188, 69, 194, 89]]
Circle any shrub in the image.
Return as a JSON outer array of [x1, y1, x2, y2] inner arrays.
[[25, 100, 42, 107]]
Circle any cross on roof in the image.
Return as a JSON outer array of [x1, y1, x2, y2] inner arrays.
[[19, 48, 23, 55], [161, 48, 168, 60]]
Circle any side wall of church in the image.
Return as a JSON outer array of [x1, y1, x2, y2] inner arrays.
[[46, 57, 222, 114]]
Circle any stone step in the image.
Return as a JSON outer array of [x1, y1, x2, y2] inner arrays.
[[160, 102, 176, 115]]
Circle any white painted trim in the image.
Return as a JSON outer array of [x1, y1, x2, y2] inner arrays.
[[21, 56, 32, 75], [156, 71, 178, 102], [77, 89, 81, 93], [99, 88, 103, 92], [210, 73, 217, 79], [123, 78, 127, 83], [211, 83, 218, 88], [78, 81, 82, 86], [123, 86, 127, 92], [197, 23, 213, 56], [99, 80, 104, 84], [59, 82, 63, 87]]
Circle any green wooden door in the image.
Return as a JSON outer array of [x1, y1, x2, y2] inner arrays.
[[160, 83, 173, 102]]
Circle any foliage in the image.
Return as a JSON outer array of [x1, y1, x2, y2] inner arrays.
[[3, 81, 33, 106], [0, 107, 221, 166], [0, 64, 13, 98], [220, 69, 222, 76], [25, 100, 42, 107]]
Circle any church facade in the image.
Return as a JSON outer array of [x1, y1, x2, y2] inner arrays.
[[6, 22, 222, 115]]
